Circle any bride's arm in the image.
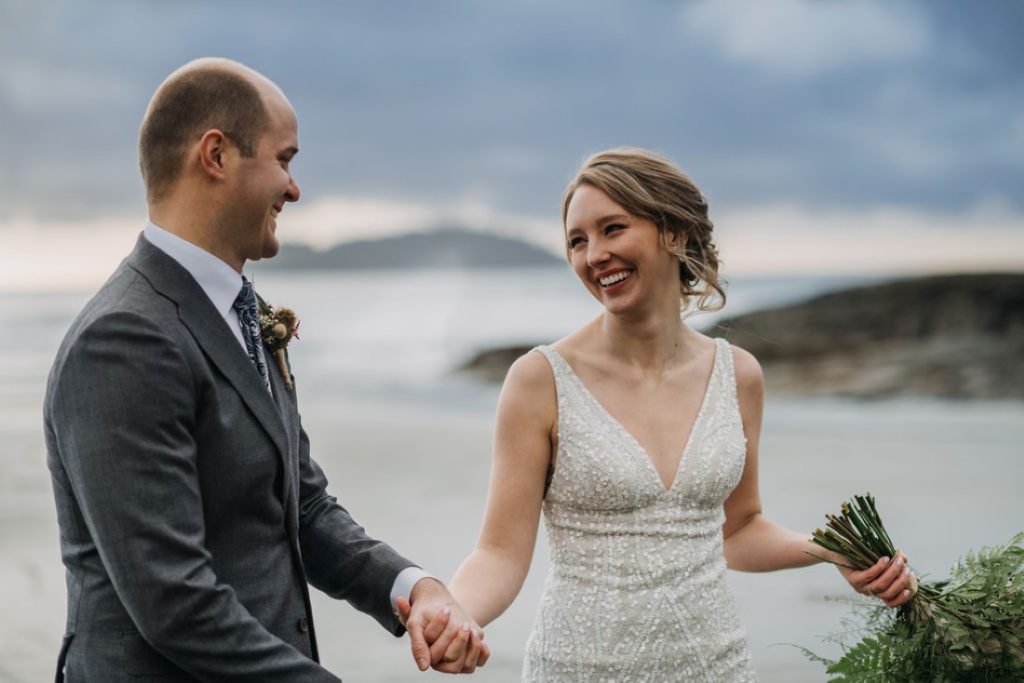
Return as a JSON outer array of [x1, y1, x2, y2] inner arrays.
[[448, 351, 556, 627], [721, 345, 810, 571], [721, 346, 914, 607]]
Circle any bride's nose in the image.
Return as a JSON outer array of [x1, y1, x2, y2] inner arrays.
[[587, 238, 611, 268]]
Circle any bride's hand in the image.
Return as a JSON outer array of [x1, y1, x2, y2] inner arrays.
[[397, 579, 489, 674], [432, 614, 488, 674], [838, 553, 915, 608]]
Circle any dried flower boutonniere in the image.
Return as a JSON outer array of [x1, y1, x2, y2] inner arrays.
[[256, 293, 300, 390]]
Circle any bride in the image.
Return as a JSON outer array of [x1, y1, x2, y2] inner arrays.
[[422, 148, 914, 680]]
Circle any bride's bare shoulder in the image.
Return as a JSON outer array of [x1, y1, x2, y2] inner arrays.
[[724, 341, 765, 402], [507, 348, 556, 388]]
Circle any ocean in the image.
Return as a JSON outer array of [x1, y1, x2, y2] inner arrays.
[[3, 267, 1022, 681]]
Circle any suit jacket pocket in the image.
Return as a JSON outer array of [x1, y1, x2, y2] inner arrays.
[[121, 632, 187, 678]]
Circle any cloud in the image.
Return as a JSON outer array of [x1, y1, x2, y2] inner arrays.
[[0, 194, 562, 291], [283, 193, 560, 250], [1, 0, 1021, 228], [3, 196, 1020, 292], [282, 197, 439, 248], [1, 214, 142, 292], [0, 62, 134, 112], [716, 201, 1024, 275], [680, 0, 931, 77]]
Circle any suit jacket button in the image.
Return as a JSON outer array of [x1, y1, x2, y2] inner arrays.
[[297, 616, 310, 633]]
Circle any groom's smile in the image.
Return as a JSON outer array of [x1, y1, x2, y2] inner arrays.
[[232, 82, 301, 267]]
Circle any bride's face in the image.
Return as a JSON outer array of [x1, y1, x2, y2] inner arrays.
[[564, 184, 681, 315]]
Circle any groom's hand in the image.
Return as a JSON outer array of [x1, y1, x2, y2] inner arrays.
[[397, 578, 489, 674]]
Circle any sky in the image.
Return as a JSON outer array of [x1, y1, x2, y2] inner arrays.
[[2, 0, 1023, 290]]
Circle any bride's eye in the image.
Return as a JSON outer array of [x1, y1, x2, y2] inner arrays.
[[568, 236, 585, 249], [604, 223, 626, 235]]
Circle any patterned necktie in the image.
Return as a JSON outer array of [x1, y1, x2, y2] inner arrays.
[[233, 276, 271, 392]]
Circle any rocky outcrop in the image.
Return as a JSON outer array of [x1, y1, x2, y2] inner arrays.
[[458, 273, 1024, 400], [711, 273, 1024, 399], [458, 345, 537, 384]]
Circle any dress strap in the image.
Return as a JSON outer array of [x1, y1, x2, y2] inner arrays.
[[530, 345, 576, 399], [529, 345, 563, 497], [713, 337, 741, 414], [532, 344, 566, 373]]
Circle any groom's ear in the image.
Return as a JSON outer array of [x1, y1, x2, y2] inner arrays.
[[197, 129, 230, 181]]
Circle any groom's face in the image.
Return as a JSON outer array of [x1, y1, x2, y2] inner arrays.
[[228, 87, 301, 264]]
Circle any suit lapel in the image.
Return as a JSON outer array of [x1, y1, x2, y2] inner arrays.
[[267, 350, 300, 530], [126, 235, 292, 482], [268, 353, 298, 447]]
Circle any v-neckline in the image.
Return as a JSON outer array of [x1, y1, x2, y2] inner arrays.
[[548, 341, 720, 494]]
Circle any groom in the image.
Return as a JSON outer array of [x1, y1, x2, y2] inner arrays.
[[43, 58, 485, 680]]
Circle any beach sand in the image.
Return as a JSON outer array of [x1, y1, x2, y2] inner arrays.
[[5, 376, 1023, 682]]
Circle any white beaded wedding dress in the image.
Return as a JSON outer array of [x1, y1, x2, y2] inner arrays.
[[523, 338, 757, 682]]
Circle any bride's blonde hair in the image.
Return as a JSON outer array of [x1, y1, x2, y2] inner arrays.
[[562, 147, 726, 312]]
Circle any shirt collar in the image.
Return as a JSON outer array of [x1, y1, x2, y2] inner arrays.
[[143, 221, 244, 317]]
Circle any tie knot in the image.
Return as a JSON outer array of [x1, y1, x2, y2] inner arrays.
[[233, 277, 256, 313]]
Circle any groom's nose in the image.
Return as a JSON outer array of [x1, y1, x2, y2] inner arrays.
[[285, 175, 300, 203]]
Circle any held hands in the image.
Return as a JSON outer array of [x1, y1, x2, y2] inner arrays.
[[397, 578, 489, 674], [838, 553, 916, 608]]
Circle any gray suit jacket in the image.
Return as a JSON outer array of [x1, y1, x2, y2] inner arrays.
[[44, 235, 414, 681]]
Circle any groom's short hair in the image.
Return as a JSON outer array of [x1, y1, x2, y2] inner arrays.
[[139, 59, 269, 202]]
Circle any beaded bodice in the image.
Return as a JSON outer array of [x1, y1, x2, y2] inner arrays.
[[523, 338, 756, 682]]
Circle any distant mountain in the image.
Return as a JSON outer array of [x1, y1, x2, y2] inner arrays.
[[459, 273, 1024, 400], [256, 227, 562, 270]]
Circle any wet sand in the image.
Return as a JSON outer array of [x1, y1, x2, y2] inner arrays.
[[5, 377, 1023, 682]]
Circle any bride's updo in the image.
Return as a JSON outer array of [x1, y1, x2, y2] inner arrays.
[[562, 147, 726, 313]]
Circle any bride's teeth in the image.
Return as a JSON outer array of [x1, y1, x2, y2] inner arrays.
[[271, 208, 279, 218], [600, 271, 630, 286]]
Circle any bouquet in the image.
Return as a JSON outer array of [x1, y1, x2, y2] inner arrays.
[[808, 493, 1024, 681]]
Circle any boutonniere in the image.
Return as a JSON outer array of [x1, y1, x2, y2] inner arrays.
[[256, 293, 300, 390]]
